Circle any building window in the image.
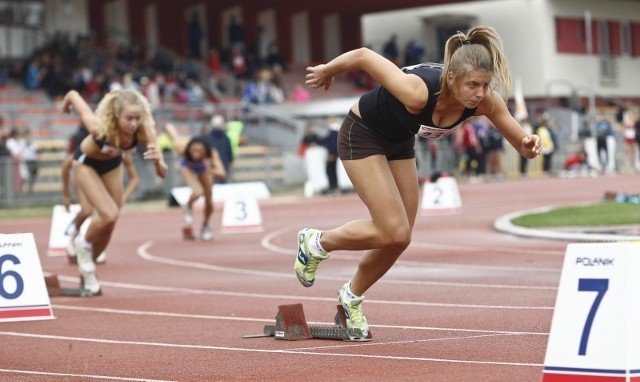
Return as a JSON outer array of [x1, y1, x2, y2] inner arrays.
[[0, 0, 44, 26], [621, 21, 632, 56], [555, 16, 587, 54], [597, 20, 610, 57], [634, 22, 640, 56]]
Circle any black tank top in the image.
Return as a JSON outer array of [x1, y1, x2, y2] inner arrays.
[[358, 63, 477, 143], [93, 135, 139, 157]]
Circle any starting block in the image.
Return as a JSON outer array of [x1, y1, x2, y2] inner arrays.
[[44, 273, 100, 298], [243, 303, 372, 342], [182, 226, 195, 240]]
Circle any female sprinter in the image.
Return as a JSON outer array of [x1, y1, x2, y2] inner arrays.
[[294, 26, 542, 340], [164, 123, 226, 241], [62, 124, 140, 265], [62, 89, 167, 295]]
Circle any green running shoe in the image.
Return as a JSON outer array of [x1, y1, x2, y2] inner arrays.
[[294, 228, 329, 287], [338, 282, 369, 339]]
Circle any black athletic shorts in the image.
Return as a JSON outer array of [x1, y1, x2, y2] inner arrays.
[[337, 110, 415, 161]]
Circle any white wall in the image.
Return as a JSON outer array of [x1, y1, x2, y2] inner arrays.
[[323, 13, 342, 62], [104, 0, 129, 44], [0, 0, 87, 58], [145, 4, 159, 58], [44, 0, 88, 39], [0, 26, 47, 58], [257, 8, 277, 45], [291, 11, 311, 63], [361, 0, 640, 99]]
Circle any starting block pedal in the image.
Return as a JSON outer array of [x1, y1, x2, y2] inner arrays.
[[243, 303, 372, 342], [182, 226, 195, 240], [44, 273, 100, 298]]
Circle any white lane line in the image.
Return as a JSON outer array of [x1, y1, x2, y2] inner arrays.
[[51, 304, 549, 335], [409, 241, 563, 257], [0, 369, 174, 381], [261, 228, 562, 273], [56, 274, 554, 310], [136, 241, 558, 298], [0, 331, 543, 367], [136, 241, 559, 291], [288, 332, 533, 351], [137, 240, 557, 290]]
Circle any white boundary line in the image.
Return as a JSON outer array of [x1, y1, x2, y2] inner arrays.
[[56, 273, 554, 311], [134, 240, 557, 302], [494, 205, 640, 242], [260, 228, 564, 271], [51, 304, 549, 335], [0, 331, 543, 367], [0, 368, 174, 382]]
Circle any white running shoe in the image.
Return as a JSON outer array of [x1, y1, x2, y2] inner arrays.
[[96, 251, 107, 264], [183, 205, 193, 225], [74, 236, 100, 294], [66, 238, 77, 264], [200, 225, 213, 241], [82, 272, 101, 295]]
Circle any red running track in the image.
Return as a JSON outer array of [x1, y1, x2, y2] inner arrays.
[[0, 174, 636, 382]]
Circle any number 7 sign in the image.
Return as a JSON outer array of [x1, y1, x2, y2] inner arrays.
[[542, 243, 640, 381]]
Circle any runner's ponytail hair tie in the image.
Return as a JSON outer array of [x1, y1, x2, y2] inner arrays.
[[463, 39, 472, 45]]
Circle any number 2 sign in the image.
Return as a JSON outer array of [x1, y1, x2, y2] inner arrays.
[[0, 233, 54, 322], [420, 175, 461, 216], [542, 242, 640, 381]]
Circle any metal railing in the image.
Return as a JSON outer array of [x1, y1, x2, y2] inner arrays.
[[0, 144, 291, 208]]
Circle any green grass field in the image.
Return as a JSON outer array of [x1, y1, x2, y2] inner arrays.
[[511, 201, 640, 228]]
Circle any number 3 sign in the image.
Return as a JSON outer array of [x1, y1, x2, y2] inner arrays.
[[542, 242, 640, 381], [221, 196, 263, 233], [0, 233, 54, 322]]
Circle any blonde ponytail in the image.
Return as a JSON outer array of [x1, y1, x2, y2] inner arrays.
[[440, 25, 511, 102]]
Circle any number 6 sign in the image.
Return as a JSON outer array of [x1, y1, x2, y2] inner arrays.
[[542, 242, 640, 381], [0, 233, 54, 322]]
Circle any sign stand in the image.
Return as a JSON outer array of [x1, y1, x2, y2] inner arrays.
[[47, 204, 80, 256], [420, 174, 462, 215], [0, 233, 55, 322], [542, 242, 640, 381], [221, 196, 263, 233]]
